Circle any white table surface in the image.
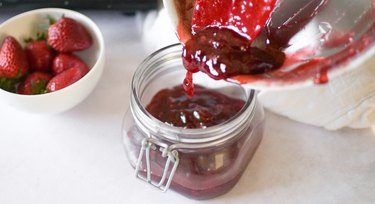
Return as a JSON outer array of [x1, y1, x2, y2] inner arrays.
[[0, 10, 375, 204]]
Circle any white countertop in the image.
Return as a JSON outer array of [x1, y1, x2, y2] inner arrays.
[[0, 10, 374, 204]]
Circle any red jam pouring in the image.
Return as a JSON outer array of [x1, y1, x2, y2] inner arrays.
[[179, 0, 279, 96]]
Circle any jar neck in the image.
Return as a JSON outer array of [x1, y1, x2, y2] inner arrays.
[[130, 44, 257, 145]]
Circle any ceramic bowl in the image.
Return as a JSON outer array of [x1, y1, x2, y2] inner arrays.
[[162, 0, 375, 90], [0, 8, 105, 114]]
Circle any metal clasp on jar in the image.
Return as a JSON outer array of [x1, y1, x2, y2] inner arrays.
[[134, 137, 179, 192]]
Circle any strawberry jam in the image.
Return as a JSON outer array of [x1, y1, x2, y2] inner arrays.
[[182, 27, 285, 80], [146, 85, 245, 128]]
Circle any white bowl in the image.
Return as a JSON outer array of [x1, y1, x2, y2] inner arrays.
[[0, 8, 105, 114]]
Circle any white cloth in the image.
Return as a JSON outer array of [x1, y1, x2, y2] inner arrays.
[[139, 8, 375, 130], [258, 62, 375, 130]]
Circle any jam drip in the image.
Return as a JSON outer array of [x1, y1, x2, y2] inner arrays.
[[146, 85, 245, 129]]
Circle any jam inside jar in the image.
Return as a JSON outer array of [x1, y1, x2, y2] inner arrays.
[[122, 44, 265, 200]]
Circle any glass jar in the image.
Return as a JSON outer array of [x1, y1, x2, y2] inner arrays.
[[122, 44, 265, 200]]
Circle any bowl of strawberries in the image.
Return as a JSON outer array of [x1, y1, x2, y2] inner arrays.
[[0, 8, 105, 114]]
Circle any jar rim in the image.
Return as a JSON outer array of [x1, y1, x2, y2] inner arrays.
[[131, 43, 257, 144]]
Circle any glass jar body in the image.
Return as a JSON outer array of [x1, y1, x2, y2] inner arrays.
[[122, 44, 265, 200]]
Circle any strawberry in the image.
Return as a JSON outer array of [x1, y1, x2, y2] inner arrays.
[[47, 17, 92, 52], [46, 65, 89, 92], [191, 0, 278, 41], [17, 72, 52, 95], [25, 40, 55, 72], [51, 53, 89, 76], [0, 36, 29, 78]]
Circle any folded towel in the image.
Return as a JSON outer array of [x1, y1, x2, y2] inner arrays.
[[139, 8, 375, 130]]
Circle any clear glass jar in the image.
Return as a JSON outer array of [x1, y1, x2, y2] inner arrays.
[[122, 44, 265, 200]]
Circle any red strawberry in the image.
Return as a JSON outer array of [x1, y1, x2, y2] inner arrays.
[[51, 53, 89, 75], [17, 72, 52, 95], [25, 40, 55, 72], [191, 0, 278, 41], [46, 65, 89, 92], [47, 17, 92, 52], [0, 36, 29, 78]]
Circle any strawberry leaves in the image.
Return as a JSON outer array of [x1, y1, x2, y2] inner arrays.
[[0, 77, 19, 93], [17, 72, 52, 95]]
